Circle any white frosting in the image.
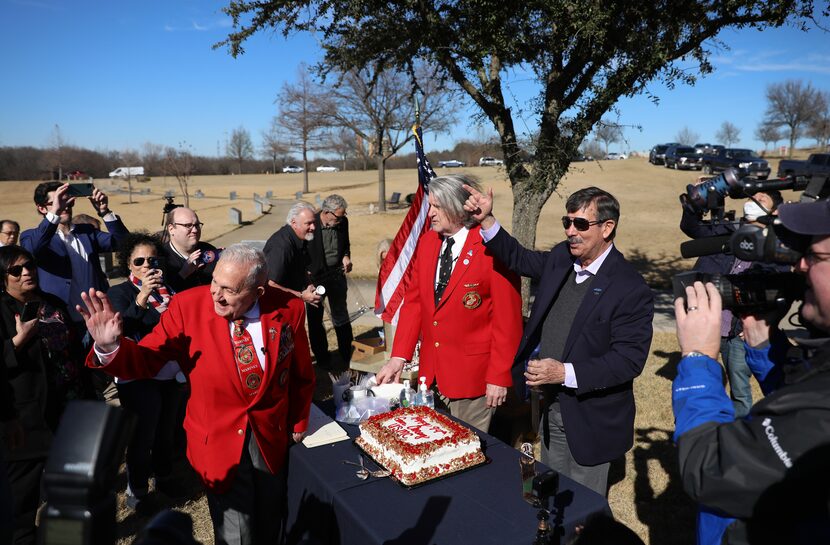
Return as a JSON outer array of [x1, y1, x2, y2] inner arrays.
[[357, 409, 482, 484]]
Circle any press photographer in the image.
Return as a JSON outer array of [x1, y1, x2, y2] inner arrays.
[[672, 198, 830, 545], [679, 178, 785, 418]]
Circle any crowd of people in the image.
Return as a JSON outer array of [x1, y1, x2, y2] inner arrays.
[[1, 172, 828, 545]]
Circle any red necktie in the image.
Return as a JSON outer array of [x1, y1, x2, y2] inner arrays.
[[232, 319, 262, 398]]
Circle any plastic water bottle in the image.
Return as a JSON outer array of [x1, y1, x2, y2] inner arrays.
[[415, 376, 434, 408], [400, 379, 415, 408]]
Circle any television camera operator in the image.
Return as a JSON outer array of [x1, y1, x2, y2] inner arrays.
[[673, 197, 830, 545], [679, 186, 783, 418]]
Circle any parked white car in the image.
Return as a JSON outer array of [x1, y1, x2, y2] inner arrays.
[[282, 165, 304, 173], [604, 152, 627, 160], [478, 156, 504, 166], [438, 160, 465, 168], [316, 165, 339, 172]]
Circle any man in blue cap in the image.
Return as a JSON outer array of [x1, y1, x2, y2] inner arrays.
[[673, 197, 830, 544]]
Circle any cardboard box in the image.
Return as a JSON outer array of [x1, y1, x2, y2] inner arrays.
[[351, 337, 385, 361]]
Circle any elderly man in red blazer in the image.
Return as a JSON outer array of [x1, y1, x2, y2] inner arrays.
[[79, 244, 314, 545], [376, 174, 522, 432]]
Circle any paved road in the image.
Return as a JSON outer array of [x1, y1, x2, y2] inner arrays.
[[204, 200, 678, 334]]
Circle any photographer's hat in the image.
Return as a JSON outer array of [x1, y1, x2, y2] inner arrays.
[[778, 198, 830, 236]]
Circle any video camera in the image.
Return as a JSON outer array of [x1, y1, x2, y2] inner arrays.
[[674, 169, 827, 313]]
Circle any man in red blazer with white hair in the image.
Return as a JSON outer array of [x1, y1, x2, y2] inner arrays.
[[376, 174, 522, 432], [79, 243, 314, 545]]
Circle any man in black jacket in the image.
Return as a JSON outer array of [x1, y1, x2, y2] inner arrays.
[[673, 197, 830, 544], [161, 207, 220, 293], [305, 195, 353, 367]]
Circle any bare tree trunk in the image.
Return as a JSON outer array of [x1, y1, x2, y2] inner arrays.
[[377, 155, 387, 212], [127, 174, 134, 204], [302, 147, 310, 194], [511, 180, 548, 316]]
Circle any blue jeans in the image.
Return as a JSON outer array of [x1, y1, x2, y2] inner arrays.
[[720, 336, 752, 418]]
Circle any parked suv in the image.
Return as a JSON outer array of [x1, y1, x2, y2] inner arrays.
[[701, 148, 770, 179], [664, 145, 702, 170], [649, 144, 669, 165]]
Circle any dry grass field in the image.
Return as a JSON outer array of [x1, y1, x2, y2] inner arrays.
[[1, 155, 793, 544]]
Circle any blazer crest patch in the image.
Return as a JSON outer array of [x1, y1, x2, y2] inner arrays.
[[462, 290, 482, 310]]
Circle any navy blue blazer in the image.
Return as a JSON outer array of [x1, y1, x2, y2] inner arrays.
[[21, 216, 129, 304], [485, 228, 654, 465]]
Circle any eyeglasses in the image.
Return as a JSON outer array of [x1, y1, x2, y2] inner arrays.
[[803, 249, 830, 266], [132, 257, 159, 267], [7, 261, 35, 277], [172, 222, 203, 231], [326, 210, 346, 222], [0, 231, 18, 237], [561, 216, 604, 231]]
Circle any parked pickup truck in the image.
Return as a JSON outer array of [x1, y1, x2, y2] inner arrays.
[[777, 153, 830, 179], [701, 148, 770, 179]]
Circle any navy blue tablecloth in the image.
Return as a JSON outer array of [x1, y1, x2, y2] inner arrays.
[[285, 404, 609, 545]]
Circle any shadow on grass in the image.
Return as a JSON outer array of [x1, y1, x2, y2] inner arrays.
[[625, 248, 689, 291], [632, 427, 696, 545]]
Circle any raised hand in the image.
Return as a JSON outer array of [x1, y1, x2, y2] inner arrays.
[[89, 188, 109, 215], [49, 183, 75, 216], [77, 289, 123, 352], [462, 184, 496, 228]]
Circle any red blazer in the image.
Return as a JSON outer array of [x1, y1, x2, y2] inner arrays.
[[86, 286, 315, 493], [391, 226, 522, 398]]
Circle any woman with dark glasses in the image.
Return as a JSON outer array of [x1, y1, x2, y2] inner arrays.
[[0, 245, 91, 544], [108, 232, 185, 513]]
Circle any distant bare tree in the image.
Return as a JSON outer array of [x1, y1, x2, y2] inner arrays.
[[581, 140, 604, 160], [274, 64, 330, 193], [45, 124, 67, 180], [121, 149, 140, 204], [755, 122, 783, 152], [141, 142, 165, 176], [261, 118, 289, 174], [765, 80, 826, 158], [164, 142, 193, 207], [806, 91, 830, 150], [226, 126, 254, 174], [325, 63, 457, 211], [675, 126, 699, 146], [593, 120, 622, 154], [322, 128, 356, 172], [716, 121, 741, 147]]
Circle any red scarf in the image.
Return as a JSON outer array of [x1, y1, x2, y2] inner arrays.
[[129, 274, 173, 312]]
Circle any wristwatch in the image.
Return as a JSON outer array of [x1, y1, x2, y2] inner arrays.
[[683, 351, 709, 359]]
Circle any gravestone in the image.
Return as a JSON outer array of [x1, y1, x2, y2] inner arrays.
[[164, 190, 175, 198], [315, 194, 322, 206], [265, 190, 273, 199], [253, 192, 260, 200], [295, 191, 303, 200], [229, 191, 237, 201], [194, 190, 204, 199], [229, 208, 242, 225], [254, 200, 264, 215]]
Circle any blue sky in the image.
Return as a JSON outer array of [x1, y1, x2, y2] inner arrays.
[[1, 0, 829, 159]]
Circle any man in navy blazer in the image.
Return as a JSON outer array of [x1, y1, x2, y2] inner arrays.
[[464, 185, 653, 495], [21, 182, 129, 325]]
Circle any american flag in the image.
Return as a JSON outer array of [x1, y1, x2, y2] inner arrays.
[[374, 124, 436, 323]]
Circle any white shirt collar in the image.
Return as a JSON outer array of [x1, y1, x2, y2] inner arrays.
[[441, 226, 469, 259]]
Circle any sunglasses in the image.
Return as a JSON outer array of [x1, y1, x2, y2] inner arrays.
[[132, 257, 160, 268], [327, 210, 346, 222], [7, 261, 35, 277], [561, 216, 604, 231]]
